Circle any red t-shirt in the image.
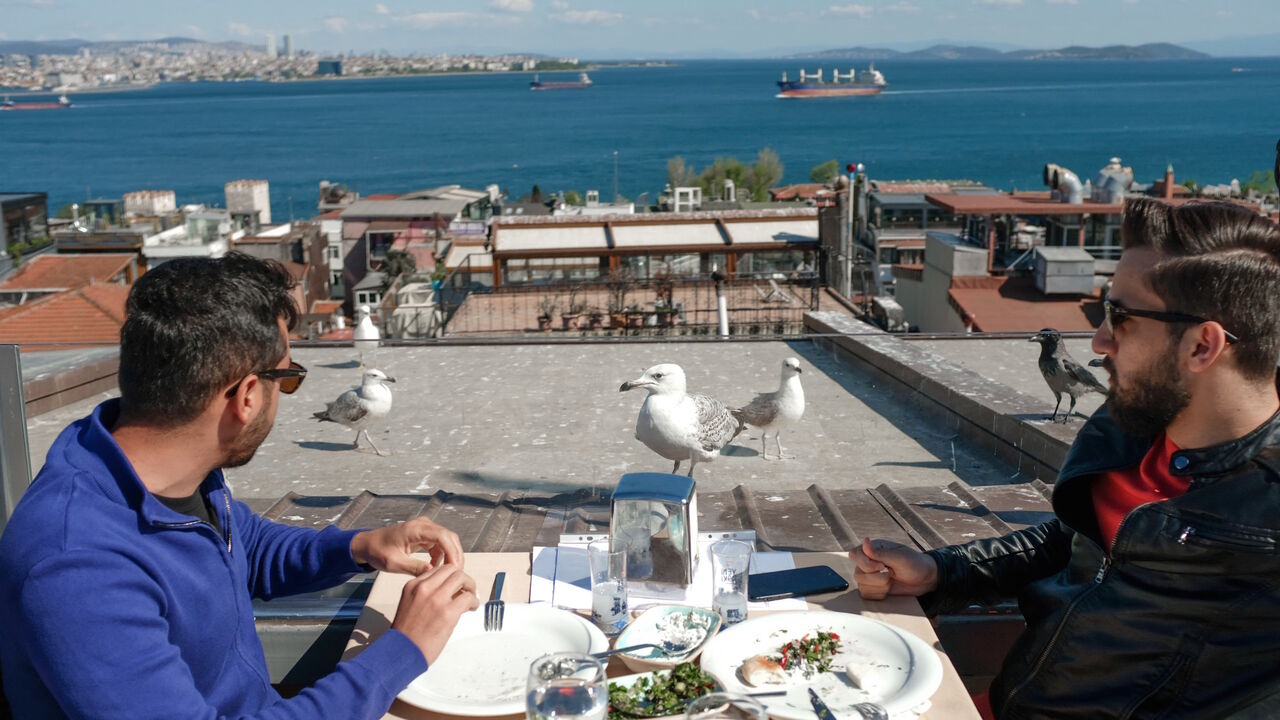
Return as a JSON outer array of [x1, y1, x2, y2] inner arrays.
[[1092, 433, 1191, 549]]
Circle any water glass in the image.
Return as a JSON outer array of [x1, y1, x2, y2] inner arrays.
[[684, 693, 768, 720], [710, 539, 752, 627], [588, 539, 628, 635], [526, 653, 608, 720]]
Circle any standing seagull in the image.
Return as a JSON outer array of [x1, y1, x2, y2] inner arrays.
[[732, 357, 806, 460], [313, 368, 396, 455], [353, 305, 380, 368], [620, 363, 744, 477], [1030, 328, 1107, 423]]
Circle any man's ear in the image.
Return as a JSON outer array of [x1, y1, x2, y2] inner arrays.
[[1184, 322, 1231, 375], [225, 375, 261, 425]]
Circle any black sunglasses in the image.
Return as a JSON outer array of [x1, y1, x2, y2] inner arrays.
[[224, 361, 308, 398], [1103, 299, 1239, 344]]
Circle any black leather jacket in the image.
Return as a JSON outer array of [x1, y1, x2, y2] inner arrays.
[[922, 405, 1280, 719]]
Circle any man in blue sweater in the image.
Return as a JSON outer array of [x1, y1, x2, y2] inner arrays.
[[0, 253, 479, 718]]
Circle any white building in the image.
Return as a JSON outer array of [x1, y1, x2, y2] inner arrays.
[[124, 190, 177, 216], [225, 179, 272, 227], [283, 35, 294, 59], [141, 206, 239, 266], [265, 34, 277, 59]]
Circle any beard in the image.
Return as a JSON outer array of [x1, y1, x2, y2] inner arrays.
[[223, 399, 274, 468], [1103, 350, 1191, 438]]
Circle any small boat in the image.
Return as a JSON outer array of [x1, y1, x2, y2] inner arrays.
[[776, 65, 886, 99], [530, 72, 593, 91], [1, 94, 72, 111]]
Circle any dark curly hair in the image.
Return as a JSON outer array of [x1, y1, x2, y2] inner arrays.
[[118, 252, 299, 425]]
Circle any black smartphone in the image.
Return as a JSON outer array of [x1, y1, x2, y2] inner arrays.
[[747, 565, 849, 601]]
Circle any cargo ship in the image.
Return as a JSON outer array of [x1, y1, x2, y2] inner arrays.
[[775, 66, 886, 99], [1, 94, 73, 111], [530, 72, 593, 91]]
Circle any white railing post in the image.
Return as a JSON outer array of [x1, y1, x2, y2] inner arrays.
[[0, 344, 32, 533]]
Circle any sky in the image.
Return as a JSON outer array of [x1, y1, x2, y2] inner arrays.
[[4, 0, 1280, 58]]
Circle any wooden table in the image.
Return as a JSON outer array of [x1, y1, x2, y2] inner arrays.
[[342, 552, 981, 720]]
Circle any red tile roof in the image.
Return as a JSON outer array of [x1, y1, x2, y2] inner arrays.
[[0, 253, 134, 291], [927, 193, 1124, 217], [872, 181, 955, 194], [0, 283, 131, 351], [948, 276, 1102, 333], [770, 183, 831, 201], [310, 299, 343, 315], [316, 209, 345, 220]]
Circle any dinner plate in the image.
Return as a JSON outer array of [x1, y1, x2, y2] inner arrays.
[[698, 610, 942, 719], [397, 604, 610, 716]]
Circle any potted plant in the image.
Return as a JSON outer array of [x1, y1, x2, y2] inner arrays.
[[606, 268, 634, 329], [586, 306, 605, 330], [560, 283, 586, 330], [536, 296, 557, 331], [625, 303, 647, 329]]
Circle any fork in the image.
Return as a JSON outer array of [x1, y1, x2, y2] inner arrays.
[[851, 702, 888, 720], [484, 571, 505, 632]]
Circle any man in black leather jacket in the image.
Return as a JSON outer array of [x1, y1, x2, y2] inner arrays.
[[852, 197, 1280, 719]]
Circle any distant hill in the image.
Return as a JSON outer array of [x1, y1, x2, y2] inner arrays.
[[0, 37, 260, 56], [789, 42, 1209, 61]]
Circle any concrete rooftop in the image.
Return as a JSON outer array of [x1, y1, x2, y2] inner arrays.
[[24, 339, 1037, 501]]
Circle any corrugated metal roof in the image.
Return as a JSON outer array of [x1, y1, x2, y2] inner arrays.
[[243, 481, 1054, 555]]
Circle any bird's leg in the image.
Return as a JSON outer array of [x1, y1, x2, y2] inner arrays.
[[759, 433, 771, 461], [365, 432, 386, 456], [1066, 395, 1079, 423], [1051, 394, 1063, 423], [776, 432, 793, 460], [352, 430, 362, 449], [686, 456, 696, 478], [672, 460, 681, 474]]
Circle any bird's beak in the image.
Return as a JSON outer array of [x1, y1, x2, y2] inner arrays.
[[620, 377, 651, 392], [796, 367, 803, 374], [384, 377, 396, 383], [1028, 334, 1042, 343], [619, 381, 633, 392], [1088, 359, 1104, 368]]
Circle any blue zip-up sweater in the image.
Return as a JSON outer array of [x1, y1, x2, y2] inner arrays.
[[0, 400, 428, 718]]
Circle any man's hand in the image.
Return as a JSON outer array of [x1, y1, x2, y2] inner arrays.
[[849, 537, 939, 600], [351, 518, 464, 576], [391, 563, 479, 664]]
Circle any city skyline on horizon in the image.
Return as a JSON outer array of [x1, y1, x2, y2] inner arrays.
[[6, 0, 1280, 59]]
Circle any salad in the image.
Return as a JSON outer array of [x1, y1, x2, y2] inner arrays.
[[607, 662, 719, 719]]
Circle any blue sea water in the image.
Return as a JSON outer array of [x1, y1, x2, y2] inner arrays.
[[3, 58, 1278, 219]]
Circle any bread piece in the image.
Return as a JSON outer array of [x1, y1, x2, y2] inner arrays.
[[742, 655, 787, 686]]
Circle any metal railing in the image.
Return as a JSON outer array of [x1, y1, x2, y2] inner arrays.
[[0, 345, 32, 534], [433, 260, 821, 337]]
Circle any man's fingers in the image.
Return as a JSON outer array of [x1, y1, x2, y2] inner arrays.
[[849, 538, 886, 573]]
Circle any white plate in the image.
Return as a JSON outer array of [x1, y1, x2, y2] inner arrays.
[[698, 610, 942, 719], [397, 604, 609, 716]]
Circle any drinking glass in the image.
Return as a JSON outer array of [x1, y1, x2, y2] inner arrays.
[[526, 652, 608, 720], [684, 693, 768, 720], [588, 539, 628, 635], [710, 539, 752, 627]]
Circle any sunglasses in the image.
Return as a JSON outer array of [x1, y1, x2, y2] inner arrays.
[[224, 360, 308, 398], [1103, 299, 1239, 344]]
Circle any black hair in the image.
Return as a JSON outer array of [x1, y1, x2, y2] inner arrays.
[[1121, 197, 1280, 380], [118, 252, 299, 425]]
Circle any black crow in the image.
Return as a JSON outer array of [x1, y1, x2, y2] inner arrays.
[[1030, 328, 1107, 423]]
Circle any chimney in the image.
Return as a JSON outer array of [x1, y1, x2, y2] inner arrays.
[[1164, 164, 1174, 200]]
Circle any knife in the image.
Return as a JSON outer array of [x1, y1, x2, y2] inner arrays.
[[490, 571, 506, 601], [808, 688, 837, 720]]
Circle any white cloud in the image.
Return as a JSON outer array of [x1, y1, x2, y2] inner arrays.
[[746, 8, 761, 19], [228, 22, 256, 37], [556, 9, 623, 24], [551, 0, 568, 8], [375, 3, 391, 15], [884, 2, 921, 12], [827, 4, 872, 16], [324, 16, 350, 32], [1045, 0, 1078, 4], [979, 0, 1023, 5], [491, 0, 534, 10], [185, 24, 205, 38], [400, 11, 477, 28]]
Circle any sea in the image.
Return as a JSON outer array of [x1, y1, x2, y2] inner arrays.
[[3, 58, 1278, 219]]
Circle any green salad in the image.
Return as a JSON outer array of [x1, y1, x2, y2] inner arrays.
[[607, 662, 719, 719]]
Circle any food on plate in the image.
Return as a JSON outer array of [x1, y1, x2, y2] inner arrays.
[[741, 655, 787, 686], [742, 630, 843, 685], [653, 609, 713, 654], [608, 662, 718, 719]]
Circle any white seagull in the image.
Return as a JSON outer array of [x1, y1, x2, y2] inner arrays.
[[313, 368, 395, 455], [732, 357, 805, 460], [620, 363, 744, 477], [353, 304, 381, 368]]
